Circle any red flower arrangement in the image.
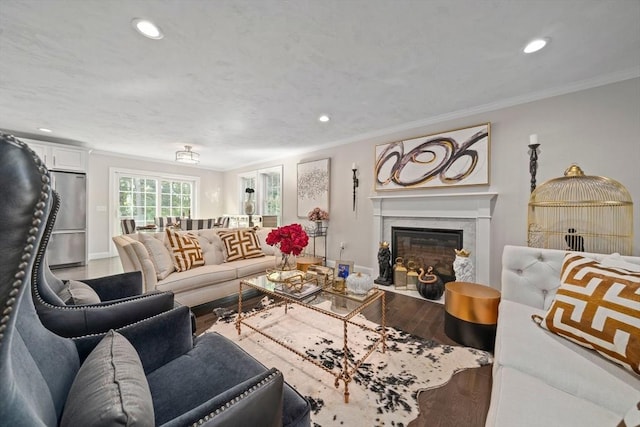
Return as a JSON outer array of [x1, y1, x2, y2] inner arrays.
[[265, 223, 309, 256]]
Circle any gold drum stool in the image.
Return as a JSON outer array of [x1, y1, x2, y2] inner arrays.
[[444, 281, 501, 351]]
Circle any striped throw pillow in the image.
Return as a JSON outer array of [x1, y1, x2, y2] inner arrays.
[[533, 253, 640, 375], [218, 229, 264, 262], [165, 229, 205, 272]]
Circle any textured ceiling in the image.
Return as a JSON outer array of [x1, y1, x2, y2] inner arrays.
[[1, 0, 639, 170]]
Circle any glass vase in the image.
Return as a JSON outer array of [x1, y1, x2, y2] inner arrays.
[[244, 193, 255, 215], [276, 253, 296, 271]]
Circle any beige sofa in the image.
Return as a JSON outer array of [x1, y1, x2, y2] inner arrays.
[[486, 245, 640, 427], [113, 227, 278, 307]]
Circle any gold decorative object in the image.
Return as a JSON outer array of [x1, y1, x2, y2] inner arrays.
[[393, 257, 407, 290], [406, 259, 419, 291], [454, 248, 470, 257], [307, 265, 334, 289], [266, 269, 305, 292], [333, 277, 346, 294], [528, 164, 633, 254]]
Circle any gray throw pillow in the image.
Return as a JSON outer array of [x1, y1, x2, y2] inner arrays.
[[57, 279, 101, 305], [61, 330, 155, 427], [139, 232, 175, 280]]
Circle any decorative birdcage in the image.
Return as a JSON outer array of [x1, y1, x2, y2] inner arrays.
[[527, 164, 633, 255]]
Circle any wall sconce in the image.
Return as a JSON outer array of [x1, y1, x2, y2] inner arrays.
[[528, 134, 540, 193], [352, 162, 359, 211]]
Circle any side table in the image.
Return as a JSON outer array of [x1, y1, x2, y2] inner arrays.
[[305, 225, 327, 265], [444, 281, 501, 351]]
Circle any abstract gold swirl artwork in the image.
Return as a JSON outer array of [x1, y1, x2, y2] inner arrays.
[[374, 123, 490, 191]]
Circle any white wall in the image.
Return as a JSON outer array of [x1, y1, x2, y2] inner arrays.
[[223, 78, 640, 289], [87, 152, 225, 258]]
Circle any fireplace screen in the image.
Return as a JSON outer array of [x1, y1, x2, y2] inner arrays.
[[391, 227, 463, 285]]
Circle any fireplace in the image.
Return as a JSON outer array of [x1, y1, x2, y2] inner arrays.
[[392, 227, 463, 284], [371, 192, 497, 285]]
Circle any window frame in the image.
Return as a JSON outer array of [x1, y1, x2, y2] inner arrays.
[[110, 167, 200, 252], [237, 165, 282, 223]]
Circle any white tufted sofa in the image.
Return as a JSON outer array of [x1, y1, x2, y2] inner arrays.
[[486, 245, 640, 427]]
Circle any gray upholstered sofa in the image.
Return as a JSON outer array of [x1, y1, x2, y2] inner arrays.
[[486, 245, 640, 426], [113, 227, 279, 307]]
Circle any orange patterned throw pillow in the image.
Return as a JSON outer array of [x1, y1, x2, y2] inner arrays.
[[218, 229, 264, 262], [165, 229, 205, 272], [533, 254, 640, 375]]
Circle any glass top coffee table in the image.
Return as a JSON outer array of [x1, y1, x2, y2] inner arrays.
[[237, 274, 387, 403]]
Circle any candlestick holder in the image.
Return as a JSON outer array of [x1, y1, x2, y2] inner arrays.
[[528, 143, 540, 193], [352, 167, 359, 211]]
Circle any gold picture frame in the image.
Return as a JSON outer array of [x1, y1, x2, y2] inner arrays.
[[334, 260, 354, 280], [374, 123, 490, 191]]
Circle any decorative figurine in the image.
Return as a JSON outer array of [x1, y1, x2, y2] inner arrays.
[[417, 266, 445, 300], [346, 272, 374, 295], [453, 249, 474, 283], [374, 241, 392, 286], [564, 228, 585, 252]]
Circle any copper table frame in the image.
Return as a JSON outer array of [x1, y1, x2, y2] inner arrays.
[[237, 276, 387, 403]]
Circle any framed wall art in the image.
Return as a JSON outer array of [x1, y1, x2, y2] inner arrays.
[[297, 158, 330, 217], [374, 123, 490, 191]]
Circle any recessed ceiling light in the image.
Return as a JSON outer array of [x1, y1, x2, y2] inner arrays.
[[318, 115, 330, 123], [132, 18, 164, 40], [38, 127, 52, 133], [524, 38, 548, 54]]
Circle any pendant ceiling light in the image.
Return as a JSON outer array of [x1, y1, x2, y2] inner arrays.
[[175, 145, 200, 164]]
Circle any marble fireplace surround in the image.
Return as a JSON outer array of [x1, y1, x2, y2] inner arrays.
[[370, 192, 497, 285]]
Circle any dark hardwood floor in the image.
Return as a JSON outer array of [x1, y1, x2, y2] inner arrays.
[[193, 290, 493, 427], [55, 259, 492, 426]]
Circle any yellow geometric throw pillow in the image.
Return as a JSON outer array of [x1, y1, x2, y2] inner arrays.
[[218, 229, 265, 262], [165, 229, 205, 272], [532, 253, 640, 375]]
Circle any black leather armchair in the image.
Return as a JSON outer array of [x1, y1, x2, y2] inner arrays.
[[0, 134, 311, 426], [32, 190, 176, 338]]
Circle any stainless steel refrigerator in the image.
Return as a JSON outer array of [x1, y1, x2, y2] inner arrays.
[[48, 171, 87, 268]]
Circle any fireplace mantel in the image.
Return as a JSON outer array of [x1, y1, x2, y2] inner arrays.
[[370, 192, 497, 284]]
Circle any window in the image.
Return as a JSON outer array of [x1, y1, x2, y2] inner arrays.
[[160, 180, 192, 218], [238, 166, 282, 219], [240, 175, 256, 196], [113, 169, 198, 229], [118, 177, 157, 225], [260, 168, 281, 216]]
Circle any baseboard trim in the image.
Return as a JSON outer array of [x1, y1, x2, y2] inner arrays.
[[88, 251, 112, 260]]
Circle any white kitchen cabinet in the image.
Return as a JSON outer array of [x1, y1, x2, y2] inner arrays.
[[20, 138, 87, 172], [26, 141, 49, 164], [50, 146, 86, 171]]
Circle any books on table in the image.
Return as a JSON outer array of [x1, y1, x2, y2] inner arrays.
[[274, 282, 322, 300]]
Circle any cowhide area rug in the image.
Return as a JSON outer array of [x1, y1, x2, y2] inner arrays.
[[206, 297, 492, 427]]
